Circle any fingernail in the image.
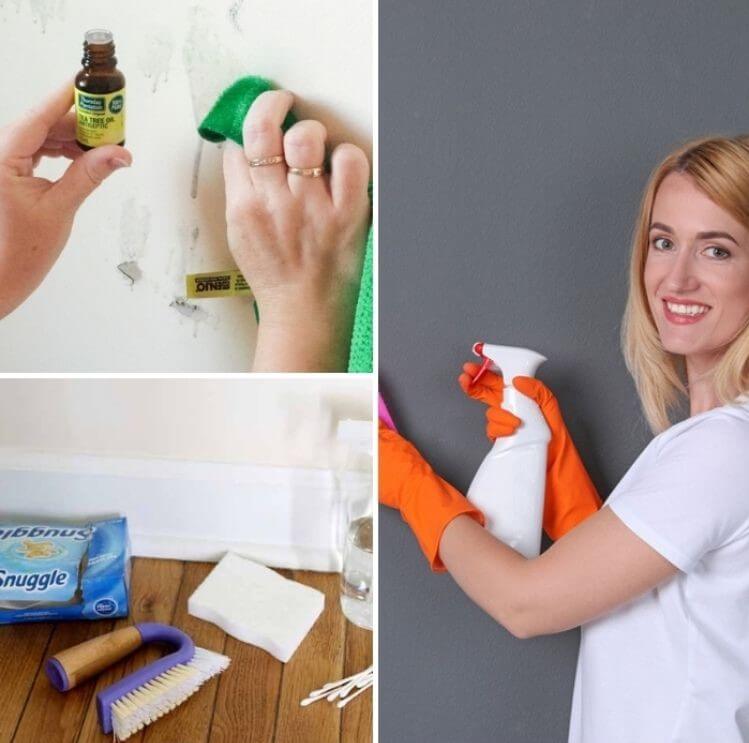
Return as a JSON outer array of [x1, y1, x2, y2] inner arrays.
[[109, 157, 131, 170]]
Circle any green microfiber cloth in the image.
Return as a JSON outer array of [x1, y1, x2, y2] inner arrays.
[[198, 76, 373, 373], [348, 186, 373, 373], [198, 77, 297, 142]]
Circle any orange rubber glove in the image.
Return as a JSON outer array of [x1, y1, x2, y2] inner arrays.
[[379, 420, 485, 571], [458, 362, 602, 540]]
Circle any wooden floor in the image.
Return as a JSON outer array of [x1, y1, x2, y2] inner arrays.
[[0, 558, 372, 743]]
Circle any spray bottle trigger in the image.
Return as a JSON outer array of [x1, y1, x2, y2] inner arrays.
[[469, 342, 493, 386]]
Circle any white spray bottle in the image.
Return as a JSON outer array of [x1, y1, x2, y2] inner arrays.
[[466, 342, 551, 558]]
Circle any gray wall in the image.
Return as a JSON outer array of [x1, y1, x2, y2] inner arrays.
[[379, 2, 749, 741]]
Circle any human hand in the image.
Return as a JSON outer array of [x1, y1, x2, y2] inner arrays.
[[458, 362, 523, 438], [222, 90, 370, 372], [0, 81, 132, 319], [379, 420, 485, 571], [458, 363, 602, 539]]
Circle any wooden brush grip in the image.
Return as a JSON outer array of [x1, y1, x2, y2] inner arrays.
[[51, 626, 143, 689]]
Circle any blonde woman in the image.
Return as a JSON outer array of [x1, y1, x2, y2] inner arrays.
[[380, 136, 749, 742]]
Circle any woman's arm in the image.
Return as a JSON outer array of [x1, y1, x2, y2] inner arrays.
[[381, 382, 676, 639], [439, 506, 677, 638]]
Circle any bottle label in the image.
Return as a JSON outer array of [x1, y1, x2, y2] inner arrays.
[[74, 87, 125, 147]]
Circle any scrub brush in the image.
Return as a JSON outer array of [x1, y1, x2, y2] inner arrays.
[[45, 622, 230, 741]]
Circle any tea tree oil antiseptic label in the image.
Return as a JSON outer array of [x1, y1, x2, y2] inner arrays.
[[75, 88, 125, 148], [74, 29, 126, 150]]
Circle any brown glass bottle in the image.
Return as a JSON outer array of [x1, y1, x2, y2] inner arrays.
[[74, 29, 126, 150]]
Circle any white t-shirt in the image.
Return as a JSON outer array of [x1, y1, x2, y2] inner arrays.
[[568, 399, 749, 743]]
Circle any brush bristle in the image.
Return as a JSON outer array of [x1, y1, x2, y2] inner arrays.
[[111, 646, 230, 741]]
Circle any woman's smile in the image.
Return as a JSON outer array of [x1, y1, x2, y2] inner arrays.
[[661, 297, 711, 324]]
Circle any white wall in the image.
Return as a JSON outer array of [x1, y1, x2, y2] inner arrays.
[[0, 377, 372, 568], [0, 377, 372, 469], [0, 0, 372, 371]]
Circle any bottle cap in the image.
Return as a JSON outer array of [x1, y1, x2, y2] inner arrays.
[[84, 29, 113, 45]]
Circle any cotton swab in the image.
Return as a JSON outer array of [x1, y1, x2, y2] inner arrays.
[[307, 666, 370, 696], [337, 679, 373, 708], [300, 665, 373, 707]]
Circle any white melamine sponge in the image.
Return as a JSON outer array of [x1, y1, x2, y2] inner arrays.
[[188, 552, 325, 662]]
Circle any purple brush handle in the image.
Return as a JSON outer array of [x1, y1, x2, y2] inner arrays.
[[97, 622, 195, 735]]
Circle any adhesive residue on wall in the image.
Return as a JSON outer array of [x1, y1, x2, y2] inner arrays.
[[169, 221, 202, 287], [0, 0, 26, 17], [169, 297, 217, 338], [117, 261, 142, 285], [183, 3, 245, 198], [117, 198, 151, 288], [27, 0, 64, 33], [228, 0, 245, 33], [138, 29, 175, 93]]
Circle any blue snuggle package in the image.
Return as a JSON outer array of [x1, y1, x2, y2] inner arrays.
[[0, 517, 130, 624]]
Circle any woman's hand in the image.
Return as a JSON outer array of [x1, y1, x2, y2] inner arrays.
[[379, 420, 485, 571], [222, 90, 371, 372], [0, 81, 132, 320], [458, 362, 602, 539], [458, 362, 523, 437]]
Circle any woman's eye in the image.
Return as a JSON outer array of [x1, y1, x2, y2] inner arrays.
[[652, 237, 673, 251], [705, 245, 731, 260]]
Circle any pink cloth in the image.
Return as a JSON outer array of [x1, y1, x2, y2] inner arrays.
[[378, 392, 396, 431]]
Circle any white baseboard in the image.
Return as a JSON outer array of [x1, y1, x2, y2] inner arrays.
[[0, 448, 371, 572]]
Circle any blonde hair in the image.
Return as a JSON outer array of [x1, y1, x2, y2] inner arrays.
[[621, 135, 749, 433]]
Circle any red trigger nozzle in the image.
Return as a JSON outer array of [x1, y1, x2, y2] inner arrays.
[[469, 342, 491, 386]]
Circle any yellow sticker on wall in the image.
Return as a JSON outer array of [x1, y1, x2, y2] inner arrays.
[[185, 270, 251, 299]]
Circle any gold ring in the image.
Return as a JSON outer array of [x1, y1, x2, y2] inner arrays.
[[248, 155, 285, 167], [287, 166, 325, 178]]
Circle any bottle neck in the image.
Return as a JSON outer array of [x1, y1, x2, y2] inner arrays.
[[82, 42, 117, 70]]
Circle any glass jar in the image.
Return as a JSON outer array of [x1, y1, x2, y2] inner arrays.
[[340, 515, 373, 630]]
